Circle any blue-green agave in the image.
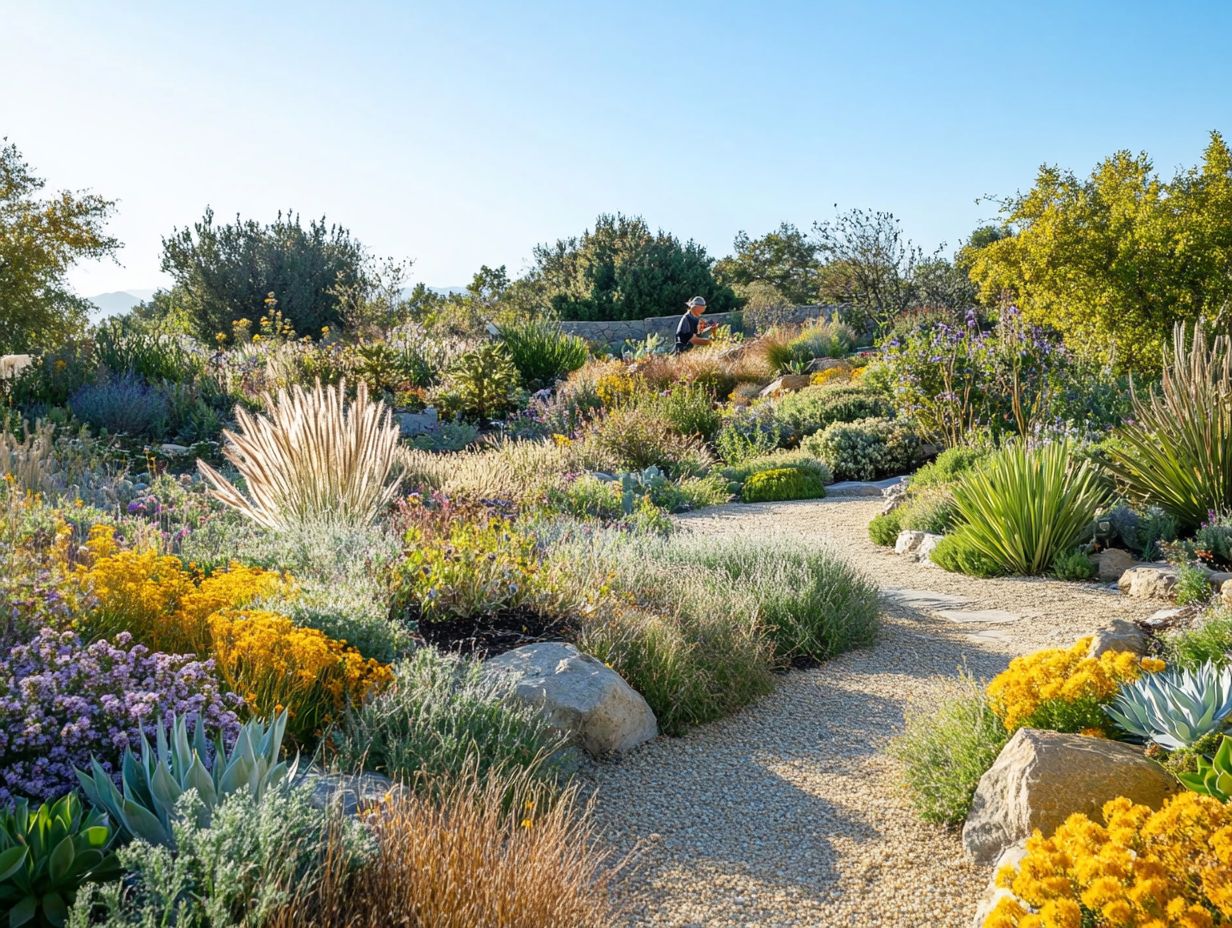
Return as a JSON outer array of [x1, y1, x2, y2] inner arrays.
[[1104, 662, 1232, 750], [75, 713, 296, 849], [0, 793, 119, 928]]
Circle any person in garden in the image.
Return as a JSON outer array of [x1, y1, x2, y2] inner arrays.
[[675, 296, 716, 353]]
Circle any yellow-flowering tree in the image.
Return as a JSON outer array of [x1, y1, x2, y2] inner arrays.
[[968, 132, 1232, 372]]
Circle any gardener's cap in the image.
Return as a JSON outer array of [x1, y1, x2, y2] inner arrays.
[[686, 296, 707, 307]]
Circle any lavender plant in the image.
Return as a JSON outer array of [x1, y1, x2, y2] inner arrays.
[[0, 629, 241, 803]]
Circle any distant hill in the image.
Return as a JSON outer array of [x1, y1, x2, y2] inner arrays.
[[86, 289, 157, 321]]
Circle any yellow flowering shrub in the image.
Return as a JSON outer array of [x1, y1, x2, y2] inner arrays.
[[595, 369, 640, 408], [986, 638, 1162, 735], [985, 792, 1232, 928], [74, 525, 390, 743], [207, 608, 393, 744], [809, 365, 851, 386]]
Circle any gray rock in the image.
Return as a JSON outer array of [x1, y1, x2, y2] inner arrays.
[[1142, 605, 1196, 629], [158, 443, 190, 456], [972, 840, 1029, 928], [1118, 565, 1178, 600], [1093, 548, 1136, 582], [962, 729, 1179, 864], [484, 642, 657, 756], [805, 357, 846, 374], [757, 374, 812, 397], [915, 533, 943, 564], [827, 476, 907, 497], [396, 406, 439, 437], [1088, 618, 1149, 657], [305, 769, 397, 816], [894, 530, 925, 556]]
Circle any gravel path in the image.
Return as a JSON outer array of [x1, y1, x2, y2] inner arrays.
[[585, 496, 1160, 928]]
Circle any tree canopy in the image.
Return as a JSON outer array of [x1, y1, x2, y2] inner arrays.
[[0, 140, 119, 353], [523, 213, 740, 321], [160, 208, 368, 340], [713, 223, 821, 305], [967, 132, 1232, 370]]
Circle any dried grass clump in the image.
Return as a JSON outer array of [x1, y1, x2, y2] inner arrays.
[[399, 438, 574, 504], [271, 768, 620, 928], [199, 379, 401, 530]]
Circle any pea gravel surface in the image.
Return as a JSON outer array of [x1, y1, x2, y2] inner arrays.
[[584, 496, 1161, 928]]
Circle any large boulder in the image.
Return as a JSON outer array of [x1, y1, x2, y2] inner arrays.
[[1093, 548, 1135, 582], [1118, 565, 1178, 600], [484, 642, 657, 756], [1087, 619, 1148, 658], [962, 728, 1179, 865]]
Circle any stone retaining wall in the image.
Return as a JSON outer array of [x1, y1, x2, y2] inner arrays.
[[558, 304, 836, 348]]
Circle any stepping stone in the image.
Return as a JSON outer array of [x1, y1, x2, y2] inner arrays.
[[936, 609, 1023, 625], [826, 476, 906, 497], [964, 627, 1017, 646], [881, 588, 971, 611]]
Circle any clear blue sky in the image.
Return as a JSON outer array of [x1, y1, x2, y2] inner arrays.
[[3, 0, 1231, 297]]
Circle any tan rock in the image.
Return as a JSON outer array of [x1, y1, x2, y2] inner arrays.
[[1117, 565, 1178, 600], [1087, 619, 1148, 657], [962, 729, 1179, 864], [1093, 548, 1135, 582], [972, 840, 1029, 928]]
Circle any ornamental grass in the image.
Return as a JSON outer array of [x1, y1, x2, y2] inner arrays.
[[199, 378, 402, 530], [269, 767, 619, 928], [1107, 324, 1232, 533], [984, 792, 1232, 927]]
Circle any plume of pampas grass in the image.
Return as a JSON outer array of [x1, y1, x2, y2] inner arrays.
[[199, 379, 401, 530]]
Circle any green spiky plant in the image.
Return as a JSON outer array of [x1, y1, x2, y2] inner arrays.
[[1180, 734, 1232, 802], [1106, 324, 1232, 532], [76, 714, 295, 850], [948, 440, 1110, 575], [498, 319, 589, 389], [0, 793, 119, 928]]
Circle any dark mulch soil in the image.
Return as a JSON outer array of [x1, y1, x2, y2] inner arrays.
[[415, 607, 578, 659]]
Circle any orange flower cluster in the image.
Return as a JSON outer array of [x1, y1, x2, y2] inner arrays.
[[985, 792, 1232, 928], [75, 525, 390, 742]]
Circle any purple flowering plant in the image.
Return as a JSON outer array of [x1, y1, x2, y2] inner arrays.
[[0, 628, 242, 803]]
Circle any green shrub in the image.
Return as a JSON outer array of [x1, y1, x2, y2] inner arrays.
[[1106, 325, 1232, 532], [868, 510, 902, 546], [438, 342, 522, 422], [0, 793, 119, 928], [635, 382, 721, 441], [499, 320, 590, 389], [1051, 548, 1097, 581], [406, 419, 480, 453], [909, 445, 990, 489], [93, 319, 203, 384], [577, 404, 712, 475], [802, 416, 920, 481], [947, 441, 1110, 575], [720, 449, 832, 490], [714, 406, 785, 464], [893, 677, 1009, 826], [930, 530, 1005, 578], [1165, 611, 1232, 669], [774, 384, 894, 440], [331, 649, 568, 789], [68, 787, 355, 928], [741, 466, 826, 503], [664, 535, 879, 663], [1175, 563, 1215, 606], [897, 489, 957, 534]]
